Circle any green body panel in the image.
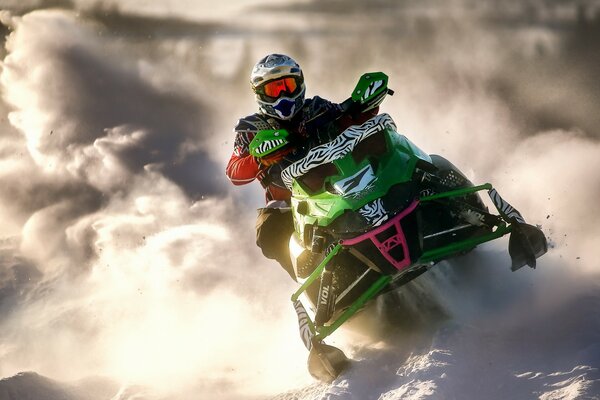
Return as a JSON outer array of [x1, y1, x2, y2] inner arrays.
[[291, 128, 432, 239], [420, 183, 492, 202]]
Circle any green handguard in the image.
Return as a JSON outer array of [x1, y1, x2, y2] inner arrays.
[[249, 129, 291, 158], [351, 72, 389, 111]]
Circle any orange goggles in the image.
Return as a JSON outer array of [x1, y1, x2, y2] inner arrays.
[[256, 77, 300, 98]]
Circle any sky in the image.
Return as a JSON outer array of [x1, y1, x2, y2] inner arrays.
[[0, 0, 599, 399]]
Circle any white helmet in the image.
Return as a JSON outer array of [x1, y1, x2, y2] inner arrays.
[[251, 54, 306, 120]]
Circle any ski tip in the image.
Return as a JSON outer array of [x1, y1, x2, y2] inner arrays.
[[307, 342, 350, 383]]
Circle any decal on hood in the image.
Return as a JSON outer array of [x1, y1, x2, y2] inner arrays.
[[333, 164, 377, 198]]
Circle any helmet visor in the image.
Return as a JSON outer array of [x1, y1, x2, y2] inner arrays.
[[256, 77, 300, 99]]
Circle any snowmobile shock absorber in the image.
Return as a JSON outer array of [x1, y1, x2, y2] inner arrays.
[[315, 274, 392, 340], [291, 244, 342, 303], [311, 226, 327, 253], [314, 263, 336, 325]]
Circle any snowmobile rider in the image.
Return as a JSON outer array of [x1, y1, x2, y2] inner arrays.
[[226, 53, 380, 280]]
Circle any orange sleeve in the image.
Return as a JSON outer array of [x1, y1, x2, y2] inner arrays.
[[225, 152, 263, 186]]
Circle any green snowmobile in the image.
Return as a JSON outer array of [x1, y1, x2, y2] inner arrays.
[[249, 73, 547, 382]]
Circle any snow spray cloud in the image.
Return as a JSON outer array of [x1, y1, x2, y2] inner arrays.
[[0, 9, 310, 399]]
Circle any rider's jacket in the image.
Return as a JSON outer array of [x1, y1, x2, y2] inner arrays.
[[226, 96, 377, 202]]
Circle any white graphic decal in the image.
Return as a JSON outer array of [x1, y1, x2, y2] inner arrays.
[[281, 113, 396, 190], [333, 164, 377, 198], [363, 80, 383, 100], [488, 188, 525, 223], [293, 300, 313, 350], [256, 138, 285, 155], [358, 198, 389, 226]]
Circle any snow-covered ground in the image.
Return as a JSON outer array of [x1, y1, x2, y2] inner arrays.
[[273, 250, 600, 399], [0, 1, 599, 399], [2, 248, 599, 400]]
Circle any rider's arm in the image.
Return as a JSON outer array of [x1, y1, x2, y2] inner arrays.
[[336, 106, 380, 131], [226, 134, 294, 184], [226, 150, 293, 202], [226, 152, 262, 185], [225, 128, 263, 185]]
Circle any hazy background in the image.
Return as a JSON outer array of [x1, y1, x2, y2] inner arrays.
[[0, 0, 599, 399]]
